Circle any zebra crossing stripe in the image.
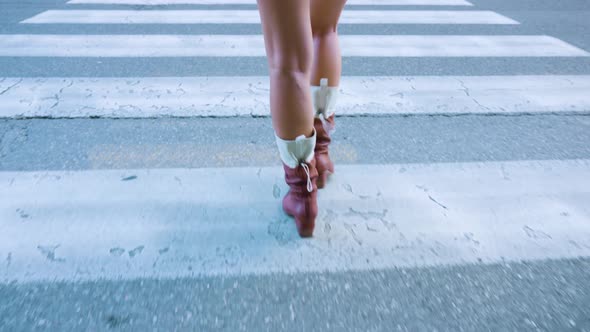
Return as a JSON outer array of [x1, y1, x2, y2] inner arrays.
[[1, 76, 589, 118], [66, 0, 474, 6], [2, 159, 589, 282], [21, 10, 518, 25], [0, 35, 587, 57]]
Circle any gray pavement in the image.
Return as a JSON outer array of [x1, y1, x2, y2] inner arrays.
[[1, 258, 590, 331], [1, 114, 590, 171], [1, 0, 590, 330]]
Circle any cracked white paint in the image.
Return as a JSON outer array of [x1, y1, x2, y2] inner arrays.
[[0, 35, 587, 57], [67, 0, 473, 5], [1, 159, 589, 282], [22, 10, 517, 25], [1, 76, 590, 118]]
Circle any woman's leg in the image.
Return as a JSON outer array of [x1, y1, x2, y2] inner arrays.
[[310, 0, 347, 87], [257, 0, 319, 237], [309, 0, 347, 188], [257, 0, 314, 140]]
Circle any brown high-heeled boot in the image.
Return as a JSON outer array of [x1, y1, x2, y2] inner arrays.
[[282, 158, 318, 237], [275, 128, 318, 237], [314, 114, 335, 189], [311, 78, 338, 189]]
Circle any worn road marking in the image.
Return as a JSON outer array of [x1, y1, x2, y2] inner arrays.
[[1, 35, 586, 57], [1, 159, 589, 282], [22, 10, 516, 25], [2, 75, 590, 118], [66, 0, 473, 5]]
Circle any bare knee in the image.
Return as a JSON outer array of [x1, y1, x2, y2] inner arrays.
[[312, 24, 338, 38], [267, 51, 312, 78], [310, 0, 346, 37], [268, 65, 310, 91]]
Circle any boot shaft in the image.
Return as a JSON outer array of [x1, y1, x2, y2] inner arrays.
[[282, 158, 319, 194], [314, 115, 334, 153]]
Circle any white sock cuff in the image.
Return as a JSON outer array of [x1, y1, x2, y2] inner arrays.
[[311, 78, 339, 118], [275, 128, 316, 169]]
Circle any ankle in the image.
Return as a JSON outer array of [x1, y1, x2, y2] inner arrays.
[[311, 78, 339, 119], [275, 128, 317, 169]]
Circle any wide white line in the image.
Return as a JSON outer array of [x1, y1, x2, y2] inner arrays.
[[1, 35, 586, 57], [1, 76, 590, 118], [1, 159, 589, 282], [67, 0, 473, 6], [21, 10, 517, 25]]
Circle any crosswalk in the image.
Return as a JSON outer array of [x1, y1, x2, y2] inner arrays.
[[22, 10, 519, 24], [2, 76, 590, 118], [3, 159, 590, 282], [1, 0, 589, 283], [66, 0, 475, 5], [2, 35, 586, 57]]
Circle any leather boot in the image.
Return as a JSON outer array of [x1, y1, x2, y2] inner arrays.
[[313, 114, 335, 188], [282, 158, 318, 237], [311, 78, 338, 189], [275, 128, 318, 237]]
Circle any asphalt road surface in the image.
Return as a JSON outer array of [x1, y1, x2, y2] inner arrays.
[[1, 0, 590, 330]]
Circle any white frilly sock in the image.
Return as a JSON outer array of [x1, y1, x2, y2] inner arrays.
[[311, 77, 338, 134], [275, 128, 316, 169]]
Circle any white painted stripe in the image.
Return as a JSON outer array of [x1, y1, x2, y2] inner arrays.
[[66, 0, 473, 6], [21, 10, 517, 25], [1, 159, 589, 282], [0, 35, 586, 57], [1, 76, 590, 118]]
